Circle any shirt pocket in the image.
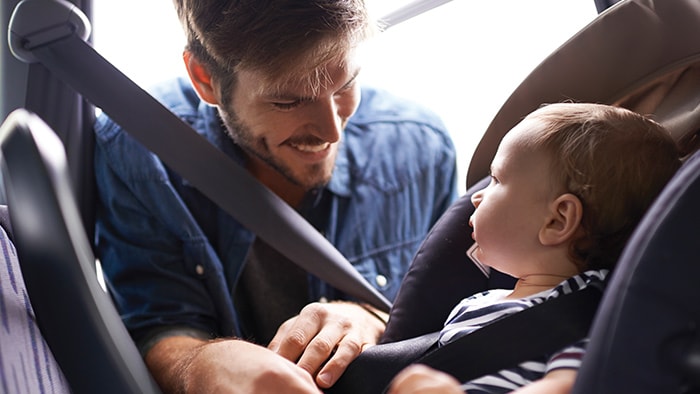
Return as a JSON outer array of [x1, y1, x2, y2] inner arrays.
[[350, 241, 421, 302]]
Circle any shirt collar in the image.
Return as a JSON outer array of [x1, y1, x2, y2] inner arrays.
[[326, 135, 351, 197]]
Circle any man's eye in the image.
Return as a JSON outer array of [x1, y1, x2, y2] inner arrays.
[[273, 101, 300, 110], [335, 80, 356, 95]]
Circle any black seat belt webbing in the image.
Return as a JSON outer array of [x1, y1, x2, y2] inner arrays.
[[28, 34, 391, 312], [415, 284, 602, 386]]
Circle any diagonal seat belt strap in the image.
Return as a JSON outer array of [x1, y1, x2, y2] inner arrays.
[[8, 3, 391, 311]]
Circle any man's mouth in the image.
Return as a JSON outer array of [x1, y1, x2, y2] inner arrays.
[[289, 141, 331, 153]]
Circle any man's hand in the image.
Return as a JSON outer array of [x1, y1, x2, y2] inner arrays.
[[268, 301, 386, 388], [146, 336, 322, 394], [387, 364, 464, 394]]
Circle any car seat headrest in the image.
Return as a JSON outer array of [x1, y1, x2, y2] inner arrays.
[[467, 0, 700, 189], [613, 62, 700, 158]]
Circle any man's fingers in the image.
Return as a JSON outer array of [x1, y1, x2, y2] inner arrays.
[[295, 315, 350, 374], [269, 303, 326, 361], [314, 334, 364, 388], [269, 301, 385, 389]]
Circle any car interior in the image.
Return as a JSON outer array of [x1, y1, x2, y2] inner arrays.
[[1, 0, 699, 393]]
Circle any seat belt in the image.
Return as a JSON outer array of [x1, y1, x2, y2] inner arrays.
[[328, 283, 602, 394], [8, 1, 391, 312]]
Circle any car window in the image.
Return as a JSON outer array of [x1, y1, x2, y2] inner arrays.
[[92, 0, 597, 193]]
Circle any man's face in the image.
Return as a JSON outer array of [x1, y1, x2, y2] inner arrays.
[[218, 56, 362, 191]]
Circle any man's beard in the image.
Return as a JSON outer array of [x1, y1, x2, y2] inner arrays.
[[218, 106, 334, 191]]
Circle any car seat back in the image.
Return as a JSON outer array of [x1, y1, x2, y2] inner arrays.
[[0, 109, 160, 394]]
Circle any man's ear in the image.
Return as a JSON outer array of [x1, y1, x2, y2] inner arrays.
[[539, 193, 583, 246], [183, 51, 220, 105]]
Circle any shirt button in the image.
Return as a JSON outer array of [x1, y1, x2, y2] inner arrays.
[[195, 264, 205, 276], [375, 274, 388, 288]]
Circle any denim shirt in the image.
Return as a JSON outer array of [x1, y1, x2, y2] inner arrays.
[[94, 78, 457, 343]]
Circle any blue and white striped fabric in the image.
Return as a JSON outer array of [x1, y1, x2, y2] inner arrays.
[[0, 225, 70, 394], [438, 269, 608, 393]]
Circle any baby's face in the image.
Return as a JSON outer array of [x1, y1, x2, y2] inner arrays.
[[468, 119, 559, 277]]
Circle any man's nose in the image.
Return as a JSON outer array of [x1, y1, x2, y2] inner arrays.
[[310, 98, 342, 143]]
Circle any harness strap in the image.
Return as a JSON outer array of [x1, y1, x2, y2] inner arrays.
[[328, 283, 602, 394], [415, 284, 603, 386]]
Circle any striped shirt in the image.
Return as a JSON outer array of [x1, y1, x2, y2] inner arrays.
[[438, 269, 608, 393]]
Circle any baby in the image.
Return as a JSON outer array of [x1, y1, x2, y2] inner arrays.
[[389, 102, 681, 394]]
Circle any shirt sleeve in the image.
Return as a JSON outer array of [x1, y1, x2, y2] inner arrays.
[[93, 113, 232, 343]]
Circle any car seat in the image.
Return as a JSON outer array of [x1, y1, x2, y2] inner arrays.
[[354, 0, 700, 391], [0, 109, 161, 394], [384, 0, 700, 344]]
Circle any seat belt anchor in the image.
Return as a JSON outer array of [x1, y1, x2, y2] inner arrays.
[[8, 0, 91, 64]]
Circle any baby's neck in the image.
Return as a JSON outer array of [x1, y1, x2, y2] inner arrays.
[[505, 273, 574, 300]]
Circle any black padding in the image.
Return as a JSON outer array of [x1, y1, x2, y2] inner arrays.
[[381, 177, 515, 343], [326, 332, 440, 394], [572, 150, 700, 393]]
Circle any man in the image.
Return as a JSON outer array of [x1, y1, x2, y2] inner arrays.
[[93, 0, 457, 392]]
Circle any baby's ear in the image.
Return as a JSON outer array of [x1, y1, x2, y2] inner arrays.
[[540, 193, 583, 246]]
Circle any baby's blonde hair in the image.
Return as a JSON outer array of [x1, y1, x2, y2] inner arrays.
[[524, 103, 681, 270]]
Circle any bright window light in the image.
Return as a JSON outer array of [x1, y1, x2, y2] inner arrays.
[[92, 1, 597, 194]]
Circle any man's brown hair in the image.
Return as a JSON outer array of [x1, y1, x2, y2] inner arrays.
[[172, 0, 377, 103]]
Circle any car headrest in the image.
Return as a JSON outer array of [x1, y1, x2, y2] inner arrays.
[[614, 62, 700, 158]]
